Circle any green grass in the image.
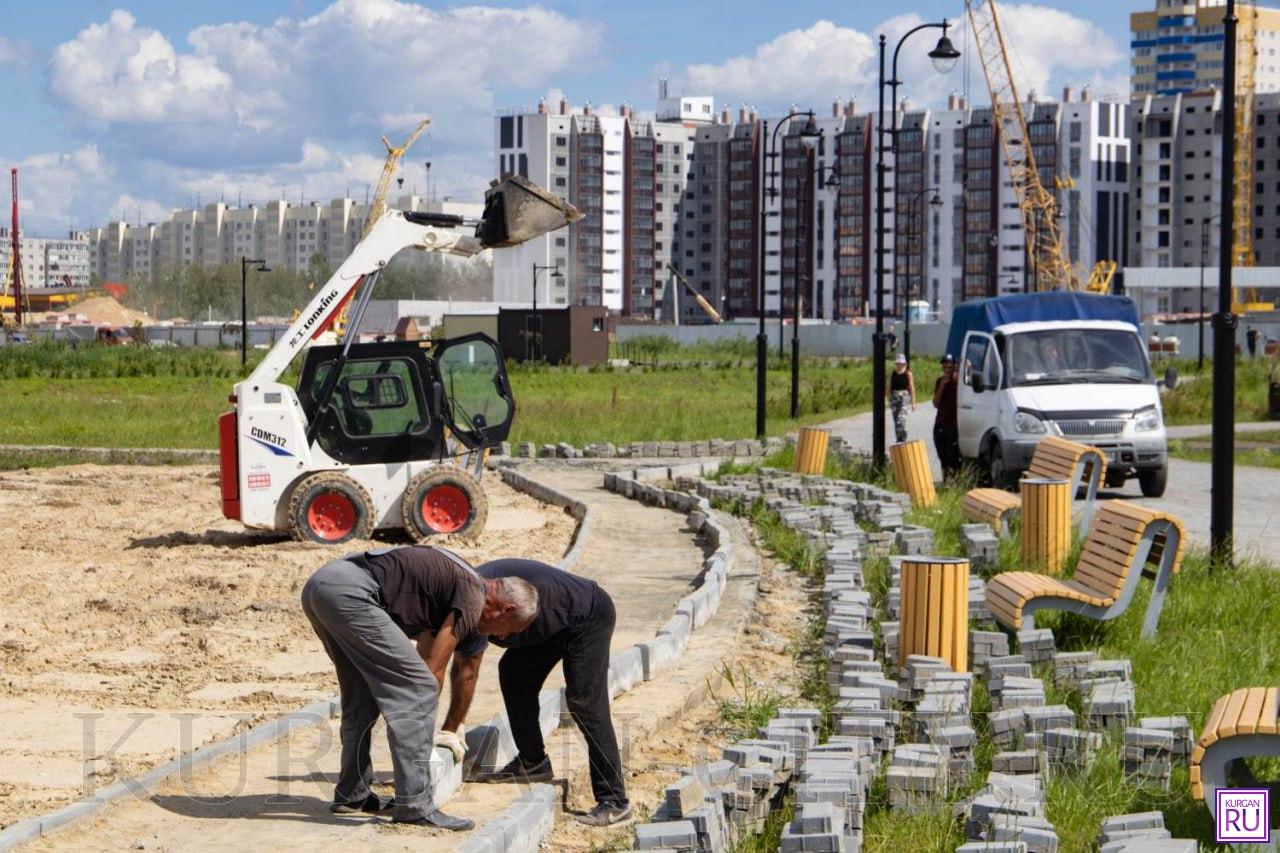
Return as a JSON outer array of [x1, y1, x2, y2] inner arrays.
[[1168, 430, 1280, 469], [1160, 356, 1278, 425], [0, 447, 208, 470], [0, 343, 891, 451]]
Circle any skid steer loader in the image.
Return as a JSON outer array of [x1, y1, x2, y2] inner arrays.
[[218, 175, 579, 544]]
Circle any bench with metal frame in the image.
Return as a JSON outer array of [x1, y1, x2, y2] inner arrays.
[[984, 500, 1185, 640], [962, 436, 1109, 534], [1190, 687, 1280, 804]]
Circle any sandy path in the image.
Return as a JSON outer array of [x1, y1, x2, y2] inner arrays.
[[0, 463, 574, 829], [20, 465, 763, 851]]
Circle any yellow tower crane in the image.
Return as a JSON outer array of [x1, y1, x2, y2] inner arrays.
[[1232, 3, 1274, 312], [965, 0, 1125, 293]]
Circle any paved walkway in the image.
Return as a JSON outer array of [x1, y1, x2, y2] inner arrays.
[[822, 405, 1280, 561], [25, 465, 758, 850]]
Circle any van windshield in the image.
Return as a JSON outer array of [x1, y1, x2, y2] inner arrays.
[[1005, 329, 1152, 386]]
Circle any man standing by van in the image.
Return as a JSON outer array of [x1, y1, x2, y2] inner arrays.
[[932, 354, 961, 479]]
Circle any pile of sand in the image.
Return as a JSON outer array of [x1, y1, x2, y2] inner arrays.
[[71, 296, 153, 327]]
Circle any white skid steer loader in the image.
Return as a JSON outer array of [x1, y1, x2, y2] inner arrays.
[[218, 176, 579, 544]]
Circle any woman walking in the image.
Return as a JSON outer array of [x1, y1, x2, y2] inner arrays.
[[888, 353, 916, 444]]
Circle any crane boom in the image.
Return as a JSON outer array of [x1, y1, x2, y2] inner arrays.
[[10, 169, 22, 327], [362, 118, 430, 240], [965, 0, 1080, 291], [666, 263, 722, 323]]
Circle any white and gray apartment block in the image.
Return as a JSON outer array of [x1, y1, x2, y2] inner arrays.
[[85, 196, 482, 284], [495, 88, 1129, 322], [0, 227, 91, 289], [1131, 0, 1280, 98]]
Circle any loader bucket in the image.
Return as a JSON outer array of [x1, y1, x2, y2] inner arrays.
[[475, 175, 582, 248]]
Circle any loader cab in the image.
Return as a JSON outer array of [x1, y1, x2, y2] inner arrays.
[[295, 333, 514, 466]]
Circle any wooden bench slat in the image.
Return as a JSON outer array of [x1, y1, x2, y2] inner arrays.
[[1238, 687, 1269, 735], [1260, 688, 1280, 735], [1200, 691, 1236, 749], [1221, 688, 1252, 738]]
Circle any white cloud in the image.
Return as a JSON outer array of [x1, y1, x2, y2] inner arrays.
[[675, 5, 1126, 112]]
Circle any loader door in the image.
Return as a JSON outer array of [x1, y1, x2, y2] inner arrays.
[[432, 334, 515, 449], [297, 341, 442, 465]]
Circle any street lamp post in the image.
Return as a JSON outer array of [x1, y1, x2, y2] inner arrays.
[[757, 110, 819, 439], [240, 256, 269, 368], [900, 187, 942, 364], [1211, 0, 1238, 567], [874, 21, 959, 465], [531, 262, 562, 312], [790, 164, 841, 419], [1198, 214, 1218, 372], [777, 119, 823, 358]]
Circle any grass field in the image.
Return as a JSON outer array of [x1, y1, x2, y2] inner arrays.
[[1168, 429, 1280, 469], [0, 342, 912, 450], [1159, 357, 1277, 424]]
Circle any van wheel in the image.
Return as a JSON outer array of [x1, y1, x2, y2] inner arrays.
[[985, 440, 1015, 491], [1139, 465, 1168, 498], [288, 473, 376, 544], [401, 467, 489, 541]]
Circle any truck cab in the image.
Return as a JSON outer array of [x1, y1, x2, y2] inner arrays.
[[951, 295, 1172, 497]]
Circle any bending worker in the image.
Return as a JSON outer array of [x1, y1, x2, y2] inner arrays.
[[301, 545, 538, 830], [444, 558, 631, 828]]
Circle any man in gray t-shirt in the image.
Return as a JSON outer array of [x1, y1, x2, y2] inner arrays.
[[301, 546, 537, 830]]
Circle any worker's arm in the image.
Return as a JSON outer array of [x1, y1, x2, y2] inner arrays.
[[416, 612, 459, 690], [442, 650, 485, 732], [909, 372, 917, 408], [932, 377, 944, 408]]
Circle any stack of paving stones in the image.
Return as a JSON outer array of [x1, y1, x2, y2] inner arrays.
[[1120, 714, 1191, 792], [1015, 628, 1056, 665], [513, 436, 787, 460], [1054, 655, 1137, 732], [1097, 812, 1197, 852], [970, 631, 1011, 670], [961, 522, 1001, 569], [956, 770, 1055, 851], [632, 712, 802, 851]]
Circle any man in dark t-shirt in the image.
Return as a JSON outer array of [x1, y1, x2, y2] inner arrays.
[[932, 353, 961, 479], [301, 546, 538, 830], [445, 558, 631, 827]]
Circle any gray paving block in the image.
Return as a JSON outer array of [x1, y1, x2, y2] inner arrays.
[[634, 819, 698, 850]]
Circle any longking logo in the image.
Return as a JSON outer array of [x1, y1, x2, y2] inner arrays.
[[1215, 788, 1270, 844]]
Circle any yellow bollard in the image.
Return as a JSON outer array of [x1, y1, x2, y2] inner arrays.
[[793, 427, 830, 476], [1021, 477, 1070, 575], [890, 439, 937, 509], [898, 557, 970, 672]]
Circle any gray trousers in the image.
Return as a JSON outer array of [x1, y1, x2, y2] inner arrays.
[[300, 558, 439, 821]]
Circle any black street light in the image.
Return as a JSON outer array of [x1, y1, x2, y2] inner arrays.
[[790, 164, 841, 419], [899, 186, 942, 364], [531, 262, 562, 312], [874, 20, 959, 465], [757, 109, 818, 439], [779, 115, 823, 358], [1198, 214, 1219, 372], [240, 256, 269, 368], [1211, 0, 1239, 568]]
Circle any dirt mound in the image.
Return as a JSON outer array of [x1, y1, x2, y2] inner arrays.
[[68, 296, 153, 327]]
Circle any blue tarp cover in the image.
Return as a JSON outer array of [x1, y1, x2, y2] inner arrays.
[[944, 292, 1141, 358]]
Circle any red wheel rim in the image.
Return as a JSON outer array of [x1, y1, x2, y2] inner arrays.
[[421, 483, 470, 534], [307, 491, 357, 541]]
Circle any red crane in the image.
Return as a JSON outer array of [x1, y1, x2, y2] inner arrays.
[[9, 168, 21, 327]]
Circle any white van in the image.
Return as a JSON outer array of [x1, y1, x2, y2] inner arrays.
[[949, 295, 1175, 497]]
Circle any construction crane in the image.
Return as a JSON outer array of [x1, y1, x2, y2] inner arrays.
[[966, 0, 1082, 292], [666, 263, 723, 323], [7, 168, 23, 327], [1233, 3, 1275, 311]]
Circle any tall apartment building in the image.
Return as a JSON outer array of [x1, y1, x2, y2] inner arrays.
[[86, 196, 482, 283], [0, 228, 91, 289], [491, 96, 701, 314], [1131, 0, 1280, 97]]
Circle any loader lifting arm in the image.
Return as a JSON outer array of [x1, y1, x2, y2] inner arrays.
[[666, 263, 723, 324]]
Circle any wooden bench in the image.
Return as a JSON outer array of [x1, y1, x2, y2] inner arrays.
[[985, 500, 1185, 640], [962, 436, 1108, 534], [1190, 687, 1280, 803]]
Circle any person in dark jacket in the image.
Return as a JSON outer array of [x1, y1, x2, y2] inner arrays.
[[301, 545, 538, 830], [932, 353, 962, 479], [445, 558, 631, 827]]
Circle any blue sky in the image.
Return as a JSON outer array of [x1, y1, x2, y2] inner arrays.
[[0, 0, 1133, 234]]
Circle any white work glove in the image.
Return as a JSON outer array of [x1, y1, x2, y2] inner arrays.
[[436, 726, 467, 764]]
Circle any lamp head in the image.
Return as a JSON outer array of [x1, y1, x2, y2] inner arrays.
[[799, 112, 821, 138], [928, 23, 961, 74], [929, 193, 943, 209]]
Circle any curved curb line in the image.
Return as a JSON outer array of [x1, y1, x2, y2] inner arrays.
[[0, 468, 591, 852]]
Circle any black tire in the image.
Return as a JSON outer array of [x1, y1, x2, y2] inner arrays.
[[984, 439, 1016, 490], [401, 467, 489, 541], [1138, 465, 1168, 498], [288, 472, 376, 544]]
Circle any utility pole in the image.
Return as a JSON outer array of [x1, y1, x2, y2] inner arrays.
[[10, 169, 22, 327], [1211, 0, 1238, 567]]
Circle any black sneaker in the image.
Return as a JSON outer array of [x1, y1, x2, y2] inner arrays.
[[329, 793, 394, 814], [392, 809, 474, 831], [574, 800, 633, 827], [471, 754, 554, 784]]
